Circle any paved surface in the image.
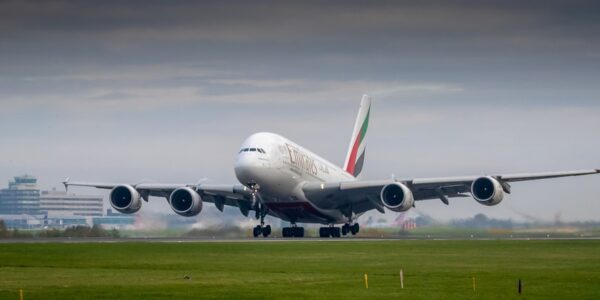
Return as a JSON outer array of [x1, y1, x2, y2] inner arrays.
[[1, 236, 600, 243]]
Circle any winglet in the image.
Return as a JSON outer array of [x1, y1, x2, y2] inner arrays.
[[62, 177, 70, 192]]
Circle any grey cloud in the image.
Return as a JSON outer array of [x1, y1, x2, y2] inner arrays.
[[3, 1, 598, 40]]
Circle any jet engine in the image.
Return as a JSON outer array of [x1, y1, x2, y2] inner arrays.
[[380, 182, 415, 212], [169, 187, 203, 217], [471, 176, 504, 206], [109, 185, 142, 214]]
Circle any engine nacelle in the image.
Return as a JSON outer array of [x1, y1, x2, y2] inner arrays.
[[169, 187, 203, 217], [109, 185, 142, 214], [380, 182, 415, 212], [471, 176, 504, 206]]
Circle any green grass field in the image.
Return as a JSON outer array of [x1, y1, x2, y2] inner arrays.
[[1, 240, 599, 299]]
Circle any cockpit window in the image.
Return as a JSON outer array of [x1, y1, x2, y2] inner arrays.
[[239, 147, 266, 154]]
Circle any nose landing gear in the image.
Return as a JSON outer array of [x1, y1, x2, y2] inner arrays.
[[253, 224, 271, 237], [252, 206, 272, 238], [249, 183, 272, 238]]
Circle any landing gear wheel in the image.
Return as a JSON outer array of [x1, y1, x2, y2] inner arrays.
[[293, 227, 304, 237], [262, 225, 272, 237], [330, 227, 341, 238], [350, 223, 359, 235], [253, 225, 262, 238], [282, 226, 304, 238], [342, 224, 350, 236], [319, 227, 330, 238]]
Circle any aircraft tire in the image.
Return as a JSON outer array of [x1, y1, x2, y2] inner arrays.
[[330, 227, 341, 238], [253, 226, 262, 237], [350, 223, 359, 235], [293, 227, 304, 238], [319, 227, 330, 238], [262, 225, 271, 237], [342, 224, 349, 236]]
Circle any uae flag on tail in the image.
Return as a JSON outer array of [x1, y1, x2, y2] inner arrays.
[[344, 95, 371, 177]]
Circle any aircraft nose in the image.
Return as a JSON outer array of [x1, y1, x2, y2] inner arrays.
[[234, 153, 266, 185], [235, 150, 261, 167]]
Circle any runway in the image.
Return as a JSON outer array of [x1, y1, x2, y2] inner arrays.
[[2, 236, 600, 243]]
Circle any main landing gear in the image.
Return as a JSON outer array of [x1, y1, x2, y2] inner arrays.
[[319, 223, 359, 238], [282, 224, 304, 238], [343, 223, 360, 236], [319, 226, 340, 238]]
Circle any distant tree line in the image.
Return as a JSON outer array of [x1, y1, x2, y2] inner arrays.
[[449, 213, 600, 229], [450, 213, 514, 229], [0, 220, 120, 238]]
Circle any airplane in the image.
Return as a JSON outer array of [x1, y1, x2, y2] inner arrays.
[[63, 95, 600, 238]]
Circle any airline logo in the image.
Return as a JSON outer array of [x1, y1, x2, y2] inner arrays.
[[286, 143, 318, 176], [285, 143, 330, 176]]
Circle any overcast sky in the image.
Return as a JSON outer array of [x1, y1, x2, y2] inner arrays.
[[1, 0, 599, 223]]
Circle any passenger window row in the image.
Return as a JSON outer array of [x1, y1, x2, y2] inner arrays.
[[239, 148, 266, 154]]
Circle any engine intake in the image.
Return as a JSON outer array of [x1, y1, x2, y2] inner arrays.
[[109, 185, 142, 214], [169, 187, 203, 217], [380, 182, 414, 212], [471, 176, 504, 206]]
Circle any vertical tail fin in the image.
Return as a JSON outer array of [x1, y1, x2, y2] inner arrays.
[[343, 95, 371, 177]]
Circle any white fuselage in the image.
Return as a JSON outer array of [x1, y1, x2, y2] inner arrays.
[[234, 132, 356, 224]]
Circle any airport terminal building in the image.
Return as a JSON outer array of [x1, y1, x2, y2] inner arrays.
[[0, 175, 134, 229], [40, 190, 103, 217], [0, 175, 40, 215]]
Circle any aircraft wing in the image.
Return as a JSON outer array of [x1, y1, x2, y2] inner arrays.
[[63, 179, 255, 216], [302, 169, 600, 215]]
